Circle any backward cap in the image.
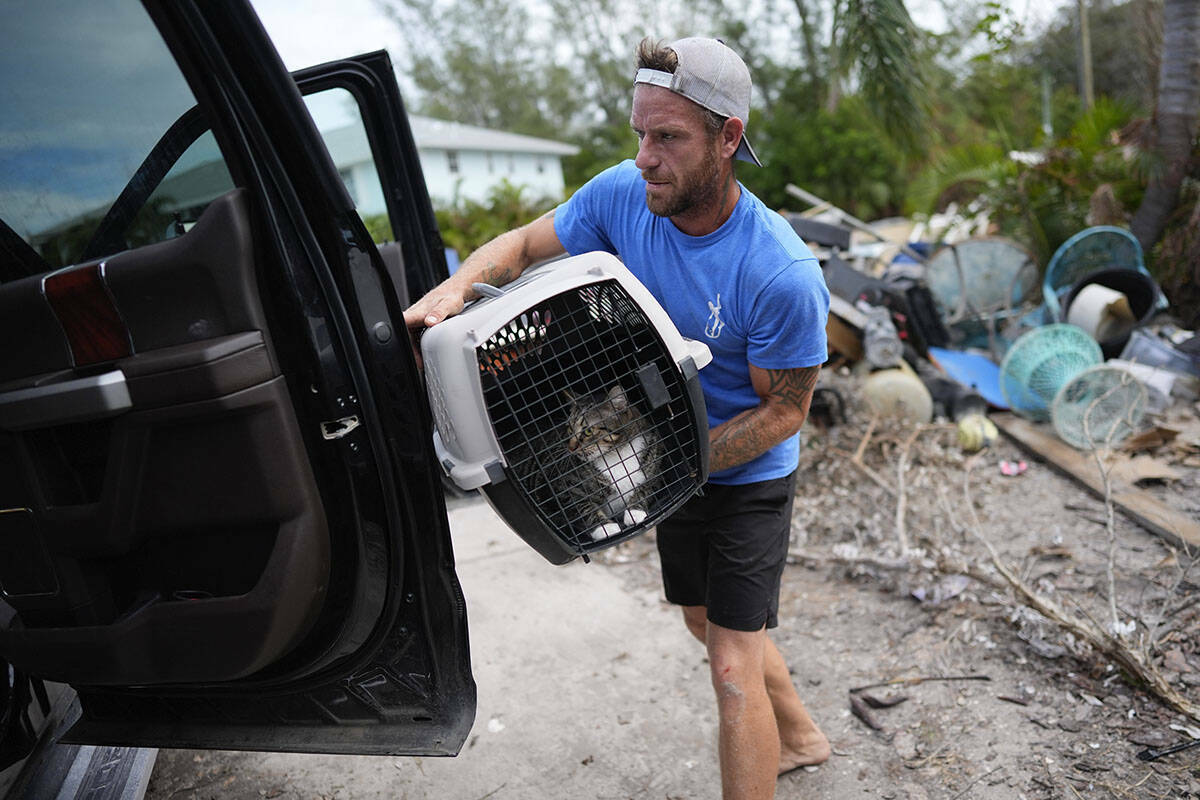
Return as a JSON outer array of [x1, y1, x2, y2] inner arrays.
[[634, 37, 761, 166], [669, 38, 751, 122]]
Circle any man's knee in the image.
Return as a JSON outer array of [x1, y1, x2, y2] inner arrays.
[[705, 624, 767, 700], [681, 605, 708, 643]]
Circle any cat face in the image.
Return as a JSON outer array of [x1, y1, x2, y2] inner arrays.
[[565, 385, 637, 456]]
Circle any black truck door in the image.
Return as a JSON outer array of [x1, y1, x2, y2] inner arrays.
[[0, 0, 474, 756]]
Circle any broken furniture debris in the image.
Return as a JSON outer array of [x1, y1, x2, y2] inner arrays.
[[779, 185, 1198, 561], [782, 186, 1195, 454], [1042, 225, 1165, 324]]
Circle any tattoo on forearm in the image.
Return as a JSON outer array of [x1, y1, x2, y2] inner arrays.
[[709, 413, 773, 472], [478, 260, 510, 286], [708, 365, 821, 473]]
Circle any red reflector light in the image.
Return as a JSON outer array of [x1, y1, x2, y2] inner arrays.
[[43, 264, 132, 366]]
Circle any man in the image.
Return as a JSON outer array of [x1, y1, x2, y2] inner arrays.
[[404, 37, 831, 800]]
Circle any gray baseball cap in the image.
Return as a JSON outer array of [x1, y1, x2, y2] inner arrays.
[[634, 37, 762, 167]]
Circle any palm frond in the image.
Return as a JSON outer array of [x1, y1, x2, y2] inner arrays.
[[837, 0, 929, 149], [906, 140, 1013, 213], [1068, 97, 1136, 157]]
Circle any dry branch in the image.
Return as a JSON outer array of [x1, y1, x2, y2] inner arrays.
[[895, 426, 922, 553], [807, 408, 1198, 724], [894, 424, 955, 553], [829, 447, 896, 496], [958, 454, 1200, 723], [849, 674, 991, 693], [786, 549, 912, 572], [1081, 371, 1140, 635], [854, 414, 878, 463]]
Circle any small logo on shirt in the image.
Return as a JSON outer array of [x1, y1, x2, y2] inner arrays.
[[705, 294, 725, 339]]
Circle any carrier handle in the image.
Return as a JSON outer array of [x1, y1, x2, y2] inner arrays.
[[471, 283, 508, 299]]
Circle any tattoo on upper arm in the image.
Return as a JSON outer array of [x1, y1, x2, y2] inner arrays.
[[766, 365, 821, 410]]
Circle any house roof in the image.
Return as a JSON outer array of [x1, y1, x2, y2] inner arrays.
[[409, 115, 579, 156], [319, 115, 579, 167], [319, 116, 579, 168], [319, 124, 374, 167]]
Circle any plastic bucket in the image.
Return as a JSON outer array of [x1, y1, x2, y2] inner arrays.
[[1064, 269, 1159, 359], [1120, 329, 1200, 378]]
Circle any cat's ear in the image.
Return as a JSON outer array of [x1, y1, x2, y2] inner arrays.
[[607, 384, 628, 410], [562, 388, 576, 404]]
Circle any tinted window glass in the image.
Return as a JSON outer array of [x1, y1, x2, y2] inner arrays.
[[0, 1, 233, 270], [304, 88, 395, 243], [134, 130, 235, 239]]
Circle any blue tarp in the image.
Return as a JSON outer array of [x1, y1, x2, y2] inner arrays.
[[928, 347, 1008, 409]]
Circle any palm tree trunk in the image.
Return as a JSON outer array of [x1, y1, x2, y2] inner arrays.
[[1130, 0, 1200, 258], [826, 0, 844, 113], [1077, 0, 1095, 109], [1135, 0, 1164, 108], [791, 0, 824, 105]]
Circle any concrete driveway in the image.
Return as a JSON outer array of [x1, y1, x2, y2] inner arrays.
[[148, 495, 732, 799], [403, 494, 724, 798]]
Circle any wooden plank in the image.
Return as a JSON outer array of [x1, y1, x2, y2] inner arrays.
[[828, 293, 868, 329], [992, 412, 1200, 550], [826, 314, 863, 362]]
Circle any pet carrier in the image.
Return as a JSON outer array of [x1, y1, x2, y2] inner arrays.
[[421, 252, 713, 564]]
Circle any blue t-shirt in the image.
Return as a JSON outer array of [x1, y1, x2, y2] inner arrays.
[[554, 160, 830, 485]]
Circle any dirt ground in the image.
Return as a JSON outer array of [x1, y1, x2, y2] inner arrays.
[[146, 374, 1200, 800], [772, 374, 1200, 799], [595, 374, 1200, 799]]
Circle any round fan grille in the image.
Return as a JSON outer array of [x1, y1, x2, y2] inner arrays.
[[999, 324, 1103, 420], [1051, 365, 1147, 450], [926, 237, 1038, 322]]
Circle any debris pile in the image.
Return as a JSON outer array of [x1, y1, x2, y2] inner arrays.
[[785, 186, 1200, 523], [788, 379, 1200, 795], [782, 189, 1200, 792]]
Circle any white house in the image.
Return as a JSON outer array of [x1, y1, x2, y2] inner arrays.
[[110, 112, 580, 252], [322, 115, 580, 213]]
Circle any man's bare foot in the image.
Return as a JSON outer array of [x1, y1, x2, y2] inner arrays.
[[778, 727, 832, 775]]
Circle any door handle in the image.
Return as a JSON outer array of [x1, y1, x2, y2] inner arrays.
[[0, 370, 132, 431]]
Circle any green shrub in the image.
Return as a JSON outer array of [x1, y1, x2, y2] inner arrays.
[[434, 180, 558, 259], [359, 213, 393, 245], [743, 96, 909, 220], [909, 98, 1142, 265]]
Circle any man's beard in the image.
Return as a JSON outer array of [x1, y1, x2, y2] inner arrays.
[[643, 146, 722, 218]]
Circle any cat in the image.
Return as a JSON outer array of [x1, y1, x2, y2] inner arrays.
[[507, 384, 661, 543], [562, 385, 661, 540]]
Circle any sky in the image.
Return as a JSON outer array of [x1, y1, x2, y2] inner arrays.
[[0, 0, 1075, 239], [251, 0, 410, 72], [250, 0, 1076, 82], [249, 0, 1077, 139]]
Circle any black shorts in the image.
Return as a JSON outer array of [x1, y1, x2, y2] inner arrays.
[[655, 471, 797, 632]]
